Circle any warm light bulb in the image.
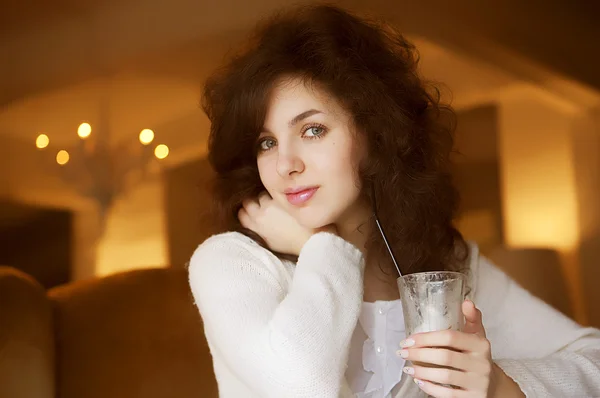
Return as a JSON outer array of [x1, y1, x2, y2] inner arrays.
[[154, 144, 169, 159], [77, 123, 92, 139], [56, 150, 70, 165], [36, 134, 49, 149], [139, 129, 155, 145]]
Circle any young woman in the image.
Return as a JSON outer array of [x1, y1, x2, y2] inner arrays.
[[188, 5, 600, 397]]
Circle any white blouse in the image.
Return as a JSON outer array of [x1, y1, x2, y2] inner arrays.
[[346, 299, 408, 397]]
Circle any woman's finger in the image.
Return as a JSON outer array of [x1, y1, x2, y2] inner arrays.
[[242, 198, 260, 213], [238, 208, 253, 229], [257, 191, 271, 206], [404, 365, 469, 390], [404, 330, 488, 353], [462, 300, 486, 337], [412, 378, 470, 398], [399, 348, 476, 372]]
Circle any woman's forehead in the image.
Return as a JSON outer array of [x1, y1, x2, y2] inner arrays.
[[264, 77, 348, 126]]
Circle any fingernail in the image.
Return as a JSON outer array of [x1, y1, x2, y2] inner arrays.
[[396, 349, 409, 358], [402, 366, 414, 375], [414, 378, 425, 387], [399, 338, 415, 348]]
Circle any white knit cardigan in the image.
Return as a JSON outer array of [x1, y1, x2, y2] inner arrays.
[[188, 232, 600, 397]]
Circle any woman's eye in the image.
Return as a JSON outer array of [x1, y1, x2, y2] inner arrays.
[[304, 126, 326, 137], [259, 138, 276, 151]]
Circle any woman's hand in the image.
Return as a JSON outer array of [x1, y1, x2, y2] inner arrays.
[[398, 300, 524, 398], [238, 191, 336, 256]]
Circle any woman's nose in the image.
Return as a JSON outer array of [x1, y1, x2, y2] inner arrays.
[[276, 150, 305, 177]]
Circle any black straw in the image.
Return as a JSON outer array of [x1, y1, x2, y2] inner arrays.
[[371, 185, 403, 277]]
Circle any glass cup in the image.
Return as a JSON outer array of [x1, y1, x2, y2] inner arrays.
[[397, 271, 466, 336], [397, 271, 467, 396]]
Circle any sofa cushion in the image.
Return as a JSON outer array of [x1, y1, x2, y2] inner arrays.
[[0, 266, 55, 398], [49, 267, 217, 398]]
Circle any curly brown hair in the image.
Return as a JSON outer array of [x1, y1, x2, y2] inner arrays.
[[202, 4, 468, 275]]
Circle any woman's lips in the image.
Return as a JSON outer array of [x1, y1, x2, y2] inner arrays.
[[285, 187, 319, 206]]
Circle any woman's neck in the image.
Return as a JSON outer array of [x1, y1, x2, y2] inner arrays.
[[336, 208, 400, 303], [335, 199, 370, 250]]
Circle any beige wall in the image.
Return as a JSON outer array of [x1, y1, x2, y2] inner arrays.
[[164, 157, 216, 268], [453, 104, 503, 255], [572, 109, 600, 327], [95, 176, 168, 277], [498, 90, 580, 251]]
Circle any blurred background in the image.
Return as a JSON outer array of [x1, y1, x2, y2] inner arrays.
[[0, 1, 599, 396]]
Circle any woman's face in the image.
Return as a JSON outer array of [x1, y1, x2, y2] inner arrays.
[[257, 77, 367, 229]]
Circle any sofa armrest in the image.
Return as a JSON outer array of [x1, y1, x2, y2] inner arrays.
[[0, 266, 55, 398]]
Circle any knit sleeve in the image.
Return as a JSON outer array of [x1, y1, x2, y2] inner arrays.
[[188, 232, 364, 398], [473, 255, 600, 397]]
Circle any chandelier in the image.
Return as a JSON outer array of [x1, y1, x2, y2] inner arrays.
[[34, 111, 170, 234]]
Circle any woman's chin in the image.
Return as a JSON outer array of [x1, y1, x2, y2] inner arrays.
[[287, 202, 341, 230], [296, 214, 335, 230]]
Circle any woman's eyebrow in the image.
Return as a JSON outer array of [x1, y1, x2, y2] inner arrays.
[[288, 109, 323, 127]]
